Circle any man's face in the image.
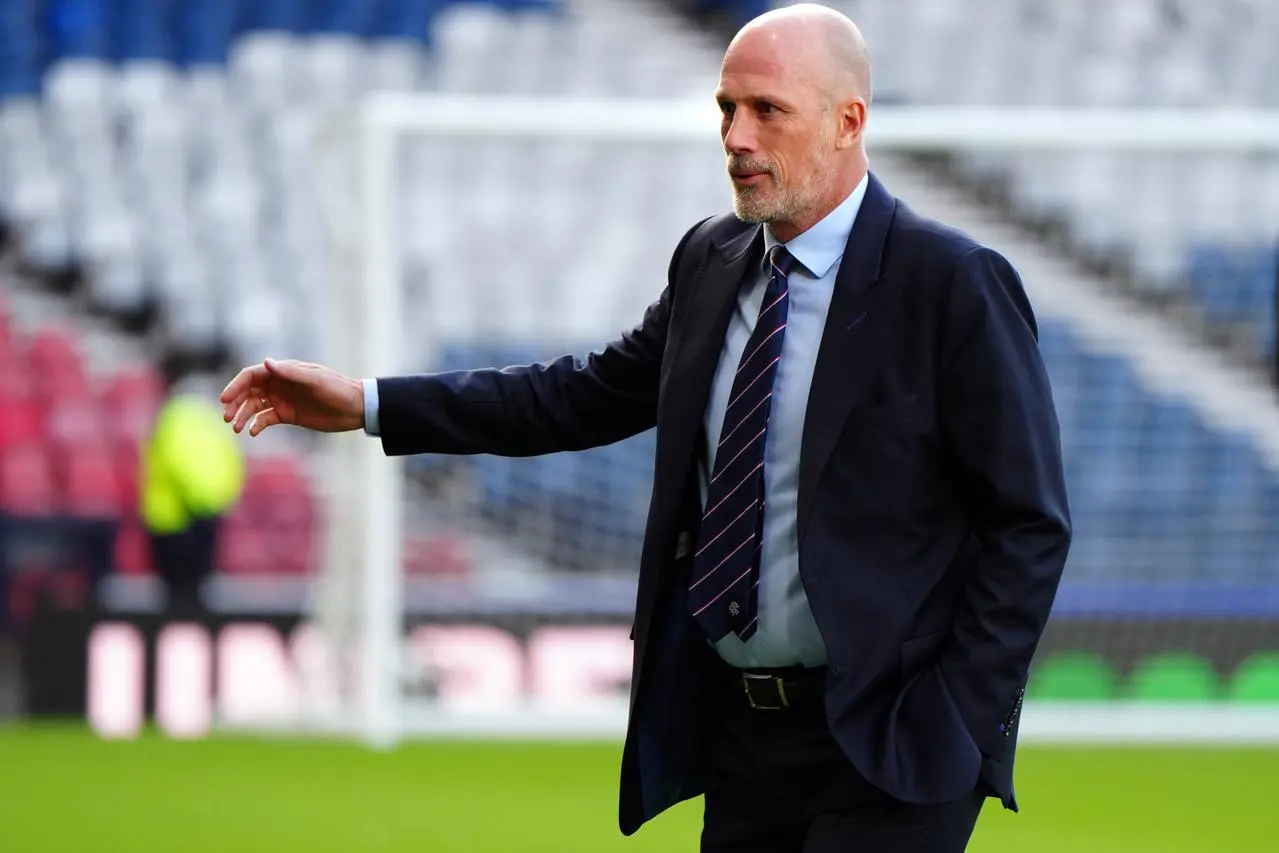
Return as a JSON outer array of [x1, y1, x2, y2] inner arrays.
[[716, 36, 836, 232]]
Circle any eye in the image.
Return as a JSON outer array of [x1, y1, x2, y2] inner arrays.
[[756, 101, 776, 116], [718, 100, 735, 117]]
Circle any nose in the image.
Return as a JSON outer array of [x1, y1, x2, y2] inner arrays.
[[723, 111, 756, 155]]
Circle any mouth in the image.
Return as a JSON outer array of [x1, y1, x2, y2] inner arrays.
[[730, 171, 768, 186]]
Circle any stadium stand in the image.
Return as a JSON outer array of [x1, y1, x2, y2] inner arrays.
[[687, 0, 1279, 361], [1, 0, 1278, 697]]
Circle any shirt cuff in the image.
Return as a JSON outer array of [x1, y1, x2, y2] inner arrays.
[[362, 378, 380, 436]]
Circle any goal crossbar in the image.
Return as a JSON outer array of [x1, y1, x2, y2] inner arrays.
[[363, 96, 1279, 151]]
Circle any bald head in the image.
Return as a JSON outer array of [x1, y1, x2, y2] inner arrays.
[[716, 4, 872, 241], [731, 4, 872, 107]]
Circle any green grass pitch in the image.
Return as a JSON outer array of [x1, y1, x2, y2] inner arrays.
[[1, 724, 1275, 852]]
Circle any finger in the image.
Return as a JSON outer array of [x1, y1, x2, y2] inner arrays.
[[220, 364, 271, 419], [248, 407, 281, 437], [231, 394, 270, 434]]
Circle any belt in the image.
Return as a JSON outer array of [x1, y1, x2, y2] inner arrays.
[[726, 665, 827, 711]]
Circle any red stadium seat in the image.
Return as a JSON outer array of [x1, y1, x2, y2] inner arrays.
[[0, 363, 31, 402], [60, 445, 122, 517], [236, 453, 317, 574], [44, 397, 103, 452], [0, 443, 57, 515], [0, 395, 42, 449], [403, 533, 470, 576], [0, 314, 12, 364], [250, 454, 309, 495], [217, 515, 269, 575], [114, 440, 140, 513], [104, 365, 163, 403], [24, 328, 89, 402], [23, 327, 80, 370], [100, 367, 162, 446]]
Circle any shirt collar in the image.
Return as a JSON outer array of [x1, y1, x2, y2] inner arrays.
[[762, 172, 869, 279]]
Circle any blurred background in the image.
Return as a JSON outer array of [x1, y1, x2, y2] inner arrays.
[[2, 0, 1279, 851]]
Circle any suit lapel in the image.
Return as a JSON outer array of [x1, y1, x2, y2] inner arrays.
[[657, 224, 763, 523], [797, 174, 897, 544]]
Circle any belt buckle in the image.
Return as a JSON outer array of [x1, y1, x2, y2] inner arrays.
[[742, 672, 789, 710]]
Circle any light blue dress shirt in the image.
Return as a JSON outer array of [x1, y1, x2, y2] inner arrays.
[[703, 175, 868, 669], [363, 378, 381, 436], [363, 175, 869, 669]]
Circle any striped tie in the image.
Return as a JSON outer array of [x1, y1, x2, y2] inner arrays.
[[687, 245, 797, 642]]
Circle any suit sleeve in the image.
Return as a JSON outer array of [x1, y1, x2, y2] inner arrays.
[[374, 219, 706, 458], [935, 246, 1072, 761]]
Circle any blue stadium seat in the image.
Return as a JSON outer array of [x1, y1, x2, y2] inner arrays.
[[376, 0, 441, 45], [313, 0, 380, 37], [246, 0, 311, 33], [1136, 399, 1202, 513], [45, 0, 112, 61], [1186, 243, 1279, 356], [115, 0, 175, 62], [179, 0, 238, 66]]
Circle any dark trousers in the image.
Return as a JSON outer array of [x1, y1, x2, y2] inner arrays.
[[150, 516, 220, 612], [701, 661, 985, 853]]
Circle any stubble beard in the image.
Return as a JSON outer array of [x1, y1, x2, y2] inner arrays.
[[729, 146, 836, 230]]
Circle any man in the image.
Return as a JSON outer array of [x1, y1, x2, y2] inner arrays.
[[222, 5, 1071, 850], [143, 367, 245, 610]]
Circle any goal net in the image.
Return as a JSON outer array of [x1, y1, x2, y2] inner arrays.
[[295, 95, 1279, 748]]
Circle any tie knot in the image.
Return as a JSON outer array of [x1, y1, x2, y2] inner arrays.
[[769, 245, 798, 277]]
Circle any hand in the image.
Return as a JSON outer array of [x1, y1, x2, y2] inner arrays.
[[220, 358, 365, 436]]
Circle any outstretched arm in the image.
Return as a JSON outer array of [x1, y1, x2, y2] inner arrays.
[[221, 218, 709, 458], [375, 291, 670, 457]]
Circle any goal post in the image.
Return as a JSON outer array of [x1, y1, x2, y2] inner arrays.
[[309, 95, 1279, 749]]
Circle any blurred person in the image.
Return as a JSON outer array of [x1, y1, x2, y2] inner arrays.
[[142, 365, 245, 611], [221, 4, 1070, 851]]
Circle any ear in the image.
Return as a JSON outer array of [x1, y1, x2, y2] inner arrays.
[[835, 98, 867, 150]]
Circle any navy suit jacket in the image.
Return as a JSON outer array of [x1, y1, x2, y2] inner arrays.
[[375, 174, 1072, 835]]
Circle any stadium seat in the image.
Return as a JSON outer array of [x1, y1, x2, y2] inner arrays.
[[1126, 652, 1222, 702], [0, 394, 42, 450], [403, 532, 470, 576], [1027, 652, 1119, 701], [0, 443, 58, 516], [1225, 652, 1279, 703], [59, 444, 122, 518], [43, 396, 102, 451], [217, 513, 269, 576], [230, 454, 317, 575], [21, 327, 79, 370], [98, 366, 162, 447]]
